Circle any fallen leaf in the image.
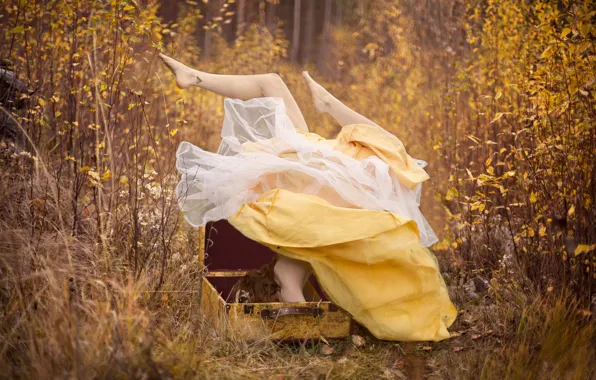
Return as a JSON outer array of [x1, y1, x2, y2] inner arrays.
[[471, 334, 482, 340], [320, 344, 335, 356], [453, 346, 465, 352], [351, 335, 366, 348]]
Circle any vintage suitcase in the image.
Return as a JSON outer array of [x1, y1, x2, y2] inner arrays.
[[198, 220, 353, 341]]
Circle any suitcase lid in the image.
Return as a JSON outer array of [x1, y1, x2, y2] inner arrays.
[[200, 220, 275, 271]]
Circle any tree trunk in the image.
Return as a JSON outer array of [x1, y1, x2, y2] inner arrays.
[[266, 0, 276, 33], [357, 0, 364, 16], [203, 4, 212, 58], [258, 0, 266, 26], [317, 0, 332, 73], [302, 0, 314, 64], [291, 0, 301, 62], [236, 0, 246, 37], [335, 0, 342, 24]]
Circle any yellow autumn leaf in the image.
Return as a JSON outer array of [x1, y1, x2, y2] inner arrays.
[[490, 112, 504, 123], [445, 187, 459, 201], [169, 129, 178, 137], [560, 28, 571, 38], [574, 244, 592, 257], [539, 226, 546, 237], [567, 205, 575, 216], [101, 169, 111, 181], [529, 192, 537, 203], [540, 46, 554, 59], [38, 98, 46, 107], [87, 170, 100, 181]]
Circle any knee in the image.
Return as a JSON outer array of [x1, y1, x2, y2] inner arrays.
[[267, 72, 282, 81], [263, 73, 284, 88]]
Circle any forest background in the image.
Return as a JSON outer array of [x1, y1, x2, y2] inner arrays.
[[0, 0, 595, 378]]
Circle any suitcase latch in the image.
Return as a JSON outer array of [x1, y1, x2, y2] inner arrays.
[[260, 306, 324, 319]]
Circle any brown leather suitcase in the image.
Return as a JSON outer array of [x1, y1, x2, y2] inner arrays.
[[197, 220, 352, 340]]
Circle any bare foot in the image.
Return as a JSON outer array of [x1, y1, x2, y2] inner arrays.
[[158, 53, 203, 89], [302, 71, 334, 114]]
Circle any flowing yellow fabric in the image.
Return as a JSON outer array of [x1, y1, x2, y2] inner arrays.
[[300, 124, 430, 189], [228, 124, 457, 341]]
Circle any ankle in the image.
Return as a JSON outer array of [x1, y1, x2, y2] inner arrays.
[[302, 72, 333, 114], [279, 284, 306, 303], [159, 53, 200, 89]]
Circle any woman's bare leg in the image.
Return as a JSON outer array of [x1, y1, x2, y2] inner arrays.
[[302, 71, 384, 130], [159, 53, 309, 132], [159, 53, 312, 302], [273, 255, 312, 302]]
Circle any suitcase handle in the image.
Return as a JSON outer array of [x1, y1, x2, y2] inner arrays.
[[260, 306, 324, 319]]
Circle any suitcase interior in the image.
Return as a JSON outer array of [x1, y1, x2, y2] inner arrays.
[[202, 220, 329, 303]]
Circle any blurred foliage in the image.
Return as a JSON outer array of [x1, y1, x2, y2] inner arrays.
[[439, 0, 596, 300]]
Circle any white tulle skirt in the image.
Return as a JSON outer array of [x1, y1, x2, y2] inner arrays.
[[176, 98, 438, 247]]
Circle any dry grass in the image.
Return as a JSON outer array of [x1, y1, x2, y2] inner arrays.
[[0, 149, 594, 379]]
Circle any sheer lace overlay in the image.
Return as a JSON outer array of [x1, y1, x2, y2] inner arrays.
[[176, 97, 438, 247]]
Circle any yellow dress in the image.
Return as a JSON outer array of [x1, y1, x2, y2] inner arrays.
[[176, 98, 457, 341]]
